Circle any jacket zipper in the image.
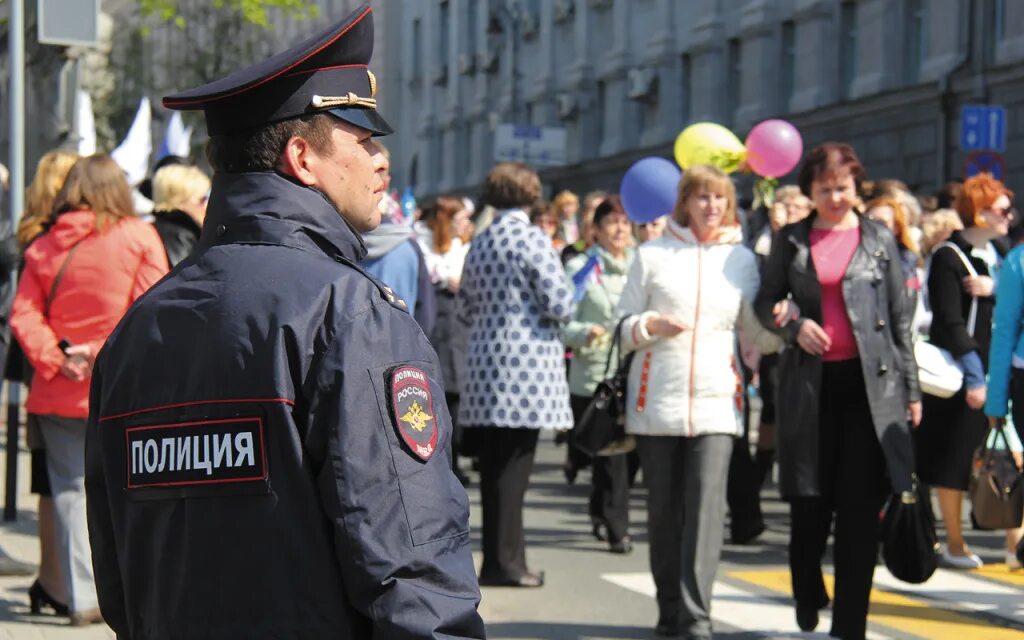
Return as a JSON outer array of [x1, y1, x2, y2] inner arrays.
[[688, 244, 703, 436]]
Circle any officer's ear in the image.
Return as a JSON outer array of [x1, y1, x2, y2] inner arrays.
[[278, 135, 323, 187]]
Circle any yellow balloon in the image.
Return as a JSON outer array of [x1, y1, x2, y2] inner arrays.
[[673, 122, 747, 173]]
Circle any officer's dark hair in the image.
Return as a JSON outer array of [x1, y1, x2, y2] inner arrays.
[[205, 113, 336, 174], [481, 162, 541, 209]]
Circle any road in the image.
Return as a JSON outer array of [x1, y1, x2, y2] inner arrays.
[[472, 439, 1024, 640], [0, 437, 1018, 638]]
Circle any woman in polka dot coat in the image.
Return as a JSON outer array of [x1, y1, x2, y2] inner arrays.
[[457, 163, 574, 587]]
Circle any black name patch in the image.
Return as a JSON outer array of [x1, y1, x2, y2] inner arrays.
[[125, 417, 267, 490]]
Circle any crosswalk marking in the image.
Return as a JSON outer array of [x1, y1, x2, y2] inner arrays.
[[603, 568, 1024, 640], [602, 572, 856, 638], [872, 566, 1024, 622], [974, 564, 1024, 588], [732, 569, 1024, 640]]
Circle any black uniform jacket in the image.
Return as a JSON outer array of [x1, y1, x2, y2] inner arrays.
[[85, 171, 485, 640], [754, 214, 921, 499]]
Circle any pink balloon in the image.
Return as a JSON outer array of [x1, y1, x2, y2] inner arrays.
[[745, 119, 804, 178]]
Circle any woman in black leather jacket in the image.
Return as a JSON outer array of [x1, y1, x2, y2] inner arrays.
[[754, 143, 920, 640]]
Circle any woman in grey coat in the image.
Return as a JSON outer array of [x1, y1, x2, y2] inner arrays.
[[458, 163, 574, 587], [754, 144, 920, 640]]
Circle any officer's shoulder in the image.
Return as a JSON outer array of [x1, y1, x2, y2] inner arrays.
[[328, 256, 410, 317]]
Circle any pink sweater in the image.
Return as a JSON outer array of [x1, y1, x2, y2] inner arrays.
[[810, 227, 860, 362]]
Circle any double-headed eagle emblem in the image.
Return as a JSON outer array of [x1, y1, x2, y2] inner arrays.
[[400, 401, 433, 432]]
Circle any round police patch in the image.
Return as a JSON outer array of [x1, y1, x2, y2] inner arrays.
[[389, 366, 438, 462]]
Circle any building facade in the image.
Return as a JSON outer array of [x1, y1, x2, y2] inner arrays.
[[386, 0, 1024, 198], [1, 0, 401, 182]]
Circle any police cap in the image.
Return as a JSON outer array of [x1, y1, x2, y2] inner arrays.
[[162, 3, 392, 137]]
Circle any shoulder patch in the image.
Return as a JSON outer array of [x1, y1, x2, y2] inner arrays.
[[388, 366, 438, 461]]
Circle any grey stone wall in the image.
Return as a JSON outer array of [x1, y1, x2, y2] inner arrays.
[[384, 0, 1024, 199]]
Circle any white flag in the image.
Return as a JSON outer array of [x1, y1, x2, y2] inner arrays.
[[73, 90, 96, 156], [158, 111, 193, 161], [111, 98, 152, 187]]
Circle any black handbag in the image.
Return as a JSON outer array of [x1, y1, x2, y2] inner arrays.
[[571, 316, 635, 458], [879, 476, 939, 584]]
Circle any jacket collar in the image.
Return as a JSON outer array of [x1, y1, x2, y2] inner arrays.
[[790, 211, 884, 243], [496, 208, 529, 225], [666, 217, 743, 246], [200, 171, 367, 262], [154, 209, 202, 236], [947, 229, 975, 254], [587, 244, 633, 274], [48, 210, 97, 249]]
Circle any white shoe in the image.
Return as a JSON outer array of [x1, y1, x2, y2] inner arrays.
[[1007, 552, 1022, 571], [940, 548, 983, 569]]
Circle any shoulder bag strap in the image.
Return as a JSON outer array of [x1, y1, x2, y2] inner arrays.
[[939, 242, 979, 337], [601, 315, 632, 379], [44, 242, 84, 319]]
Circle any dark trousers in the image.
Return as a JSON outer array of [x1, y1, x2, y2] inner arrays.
[[637, 434, 733, 636], [789, 359, 888, 640], [570, 394, 630, 542], [727, 364, 764, 537], [445, 392, 463, 472], [1011, 368, 1024, 445], [476, 426, 539, 580]]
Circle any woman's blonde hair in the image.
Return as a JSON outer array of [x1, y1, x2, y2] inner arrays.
[[19, 150, 79, 247], [152, 164, 211, 212], [51, 155, 135, 232], [673, 164, 737, 227], [865, 196, 920, 256], [552, 190, 579, 209], [775, 185, 807, 205], [920, 209, 964, 256]]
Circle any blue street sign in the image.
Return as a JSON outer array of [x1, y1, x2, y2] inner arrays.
[[963, 151, 1006, 181], [960, 105, 1007, 152]]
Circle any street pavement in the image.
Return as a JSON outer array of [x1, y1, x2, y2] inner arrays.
[[472, 438, 1024, 640], [0, 434, 1018, 638]]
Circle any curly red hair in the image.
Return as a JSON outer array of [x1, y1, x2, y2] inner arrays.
[[955, 172, 1014, 228]]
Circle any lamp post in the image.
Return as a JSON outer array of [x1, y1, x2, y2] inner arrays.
[[5, 0, 25, 523]]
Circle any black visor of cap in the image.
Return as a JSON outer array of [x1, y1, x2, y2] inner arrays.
[[327, 107, 394, 137]]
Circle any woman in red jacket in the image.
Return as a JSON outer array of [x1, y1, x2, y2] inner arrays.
[[10, 154, 169, 625]]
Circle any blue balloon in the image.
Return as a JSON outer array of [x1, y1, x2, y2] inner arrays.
[[619, 157, 681, 223]]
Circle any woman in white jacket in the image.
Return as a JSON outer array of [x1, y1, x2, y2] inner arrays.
[[617, 165, 779, 638]]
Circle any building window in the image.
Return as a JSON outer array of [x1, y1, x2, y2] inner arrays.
[[467, 0, 478, 55], [439, 0, 451, 65], [905, 0, 928, 83], [726, 38, 741, 122], [986, 0, 1006, 64], [681, 53, 692, 124], [412, 18, 423, 80], [839, 1, 858, 99], [596, 79, 606, 147], [780, 21, 795, 111]]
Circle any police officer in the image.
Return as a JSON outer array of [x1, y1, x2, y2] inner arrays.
[[84, 5, 486, 638]]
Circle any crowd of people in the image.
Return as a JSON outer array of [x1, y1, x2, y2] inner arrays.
[[397, 147, 1024, 639], [0, 135, 1022, 639]]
